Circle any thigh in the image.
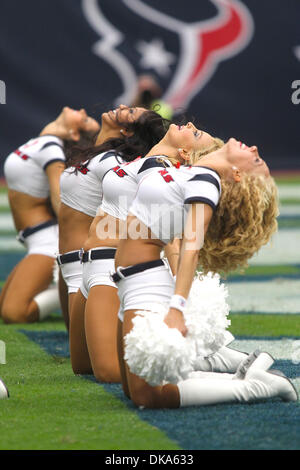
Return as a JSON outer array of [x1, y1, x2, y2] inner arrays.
[[122, 309, 180, 409], [58, 270, 69, 330], [117, 318, 130, 398], [0, 264, 19, 314], [85, 285, 121, 382], [69, 289, 92, 374], [2, 254, 54, 309]]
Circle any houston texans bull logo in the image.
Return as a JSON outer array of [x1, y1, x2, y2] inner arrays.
[[82, 0, 254, 113]]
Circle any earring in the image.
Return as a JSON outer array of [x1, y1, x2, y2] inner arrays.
[[120, 129, 124, 134]]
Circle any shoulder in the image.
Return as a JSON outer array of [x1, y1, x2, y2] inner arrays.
[[137, 156, 171, 174], [186, 166, 221, 191]]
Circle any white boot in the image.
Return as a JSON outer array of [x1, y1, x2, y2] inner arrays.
[[34, 284, 61, 321], [177, 368, 298, 407], [234, 350, 274, 379], [193, 346, 248, 373], [0, 377, 9, 399]]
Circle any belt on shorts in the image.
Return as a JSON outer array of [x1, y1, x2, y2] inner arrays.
[[112, 259, 164, 283], [56, 250, 83, 266], [81, 248, 116, 263], [17, 219, 57, 244]]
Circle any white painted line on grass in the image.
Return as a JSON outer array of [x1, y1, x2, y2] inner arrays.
[[228, 279, 300, 314], [249, 229, 300, 265]]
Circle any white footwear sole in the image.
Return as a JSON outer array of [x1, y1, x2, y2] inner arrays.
[[246, 368, 298, 402], [0, 377, 9, 399], [234, 350, 274, 380], [268, 370, 298, 402]]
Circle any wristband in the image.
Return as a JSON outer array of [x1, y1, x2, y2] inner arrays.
[[169, 294, 186, 313]]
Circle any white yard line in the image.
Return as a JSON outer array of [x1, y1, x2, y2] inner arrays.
[[249, 229, 300, 265], [278, 185, 300, 200], [0, 213, 14, 230], [0, 237, 25, 252], [227, 279, 300, 314]]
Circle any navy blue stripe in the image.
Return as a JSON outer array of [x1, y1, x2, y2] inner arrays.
[[188, 173, 221, 192], [43, 158, 66, 170], [137, 158, 170, 174], [99, 151, 118, 162], [184, 196, 216, 210], [40, 142, 64, 151]]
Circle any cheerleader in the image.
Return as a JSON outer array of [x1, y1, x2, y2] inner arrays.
[[70, 124, 224, 382], [58, 105, 170, 334], [0, 107, 99, 324], [112, 125, 298, 408]]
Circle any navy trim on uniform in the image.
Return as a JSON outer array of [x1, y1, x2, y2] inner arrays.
[[99, 151, 118, 162], [40, 141, 64, 151], [112, 259, 164, 283], [137, 157, 170, 174], [43, 158, 66, 171], [184, 196, 217, 211], [195, 166, 221, 179], [81, 248, 116, 263], [17, 219, 57, 243], [188, 173, 221, 192]]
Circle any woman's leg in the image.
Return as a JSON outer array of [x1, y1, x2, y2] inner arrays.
[[122, 310, 298, 408], [0, 264, 18, 316], [122, 310, 180, 408], [1, 254, 55, 323], [117, 318, 131, 398], [58, 271, 70, 330], [85, 285, 121, 383], [69, 290, 93, 375]]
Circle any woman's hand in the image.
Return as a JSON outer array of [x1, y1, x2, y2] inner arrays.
[[164, 308, 187, 337]]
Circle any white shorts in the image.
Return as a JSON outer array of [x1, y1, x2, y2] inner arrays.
[[18, 222, 59, 258], [79, 248, 117, 299], [115, 261, 175, 322], [59, 258, 83, 295]]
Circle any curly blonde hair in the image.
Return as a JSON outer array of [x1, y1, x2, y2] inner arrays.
[[165, 137, 224, 166], [198, 174, 279, 275]]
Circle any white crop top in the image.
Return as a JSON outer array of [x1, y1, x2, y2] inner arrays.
[[100, 156, 172, 220], [4, 135, 66, 198], [60, 150, 124, 217], [129, 165, 221, 244]]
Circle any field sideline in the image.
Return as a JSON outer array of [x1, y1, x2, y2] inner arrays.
[[0, 175, 300, 450]]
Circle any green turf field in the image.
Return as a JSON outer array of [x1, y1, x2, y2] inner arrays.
[[0, 176, 300, 451]]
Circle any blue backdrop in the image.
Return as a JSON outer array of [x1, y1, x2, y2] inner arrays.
[[0, 0, 299, 174]]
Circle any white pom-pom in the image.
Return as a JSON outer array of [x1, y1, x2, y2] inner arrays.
[[124, 272, 231, 386], [52, 261, 59, 285]]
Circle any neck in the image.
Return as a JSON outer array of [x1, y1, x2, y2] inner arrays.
[[146, 143, 181, 161], [39, 121, 68, 139], [95, 127, 122, 146], [195, 148, 232, 179]]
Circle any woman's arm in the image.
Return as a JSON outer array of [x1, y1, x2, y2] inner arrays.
[[45, 161, 66, 216], [163, 238, 181, 276], [164, 203, 213, 335]]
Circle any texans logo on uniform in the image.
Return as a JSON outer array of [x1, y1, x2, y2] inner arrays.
[[75, 164, 90, 175], [81, 0, 254, 112]]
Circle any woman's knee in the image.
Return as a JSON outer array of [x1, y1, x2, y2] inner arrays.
[[1, 301, 36, 324], [93, 360, 121, 383]]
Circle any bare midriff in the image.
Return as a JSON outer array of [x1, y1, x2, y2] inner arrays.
[[7, 189, 55, 232], [82, 212, 163, 266], [114, 214, 164, 268], [58, 203, 93, 253]]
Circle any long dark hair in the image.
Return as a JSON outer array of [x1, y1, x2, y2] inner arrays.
[[64, 110, 170, 168]]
